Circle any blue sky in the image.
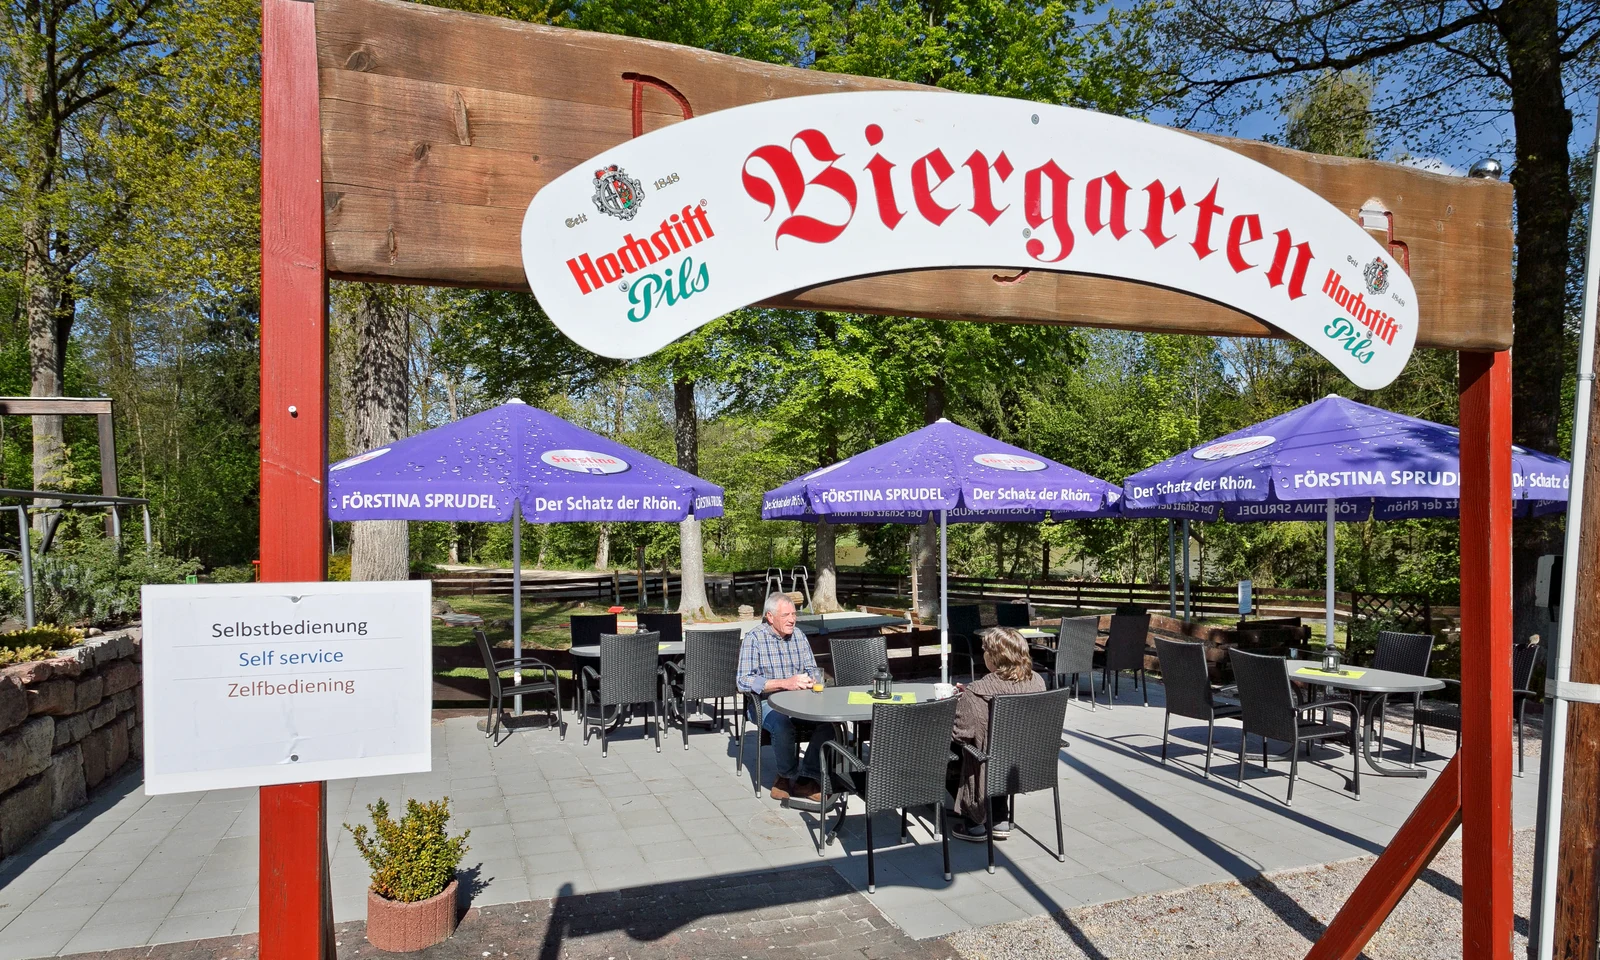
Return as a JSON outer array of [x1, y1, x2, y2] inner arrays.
[[1150, 67, 1599, 181]]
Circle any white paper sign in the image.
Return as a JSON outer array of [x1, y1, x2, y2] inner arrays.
[[522, 91, 1418, 390], [141, 581, 433, 794]]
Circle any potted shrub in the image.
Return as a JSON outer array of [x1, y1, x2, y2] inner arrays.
[[346, 798, 470, 952]]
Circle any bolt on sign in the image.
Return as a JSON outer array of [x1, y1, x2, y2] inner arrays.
[[521, 91, 1419, 390], [141, 582, 432, 794]]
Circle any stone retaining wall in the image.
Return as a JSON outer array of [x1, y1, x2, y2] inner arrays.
[[0, 627, 142, 857]]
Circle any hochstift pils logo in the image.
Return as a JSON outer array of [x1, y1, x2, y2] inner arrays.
[[1363, 257, 1389, 296], [591, 164, 644, 220]]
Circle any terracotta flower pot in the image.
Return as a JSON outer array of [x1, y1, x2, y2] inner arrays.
[[365, 879, 460, 953]]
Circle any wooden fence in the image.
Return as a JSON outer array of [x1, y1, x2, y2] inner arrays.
[[819, 569, 1450, 632], [419, 566, 1450, 633], [420, 569, 681, 606]]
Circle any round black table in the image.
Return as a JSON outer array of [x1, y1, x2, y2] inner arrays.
[[568, 641, 685, 658], [767, 683, 945, 723], [1286, 659, 1445, 778]]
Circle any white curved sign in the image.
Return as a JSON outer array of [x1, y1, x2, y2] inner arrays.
[[522, 92, 1418, 390]]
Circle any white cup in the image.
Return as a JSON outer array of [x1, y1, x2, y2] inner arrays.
[[934, 682, 956, 700]]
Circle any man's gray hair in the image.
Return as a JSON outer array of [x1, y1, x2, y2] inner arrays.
[[763, 592, 796, 618]]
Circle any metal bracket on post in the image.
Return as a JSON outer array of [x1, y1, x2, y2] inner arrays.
[[1544, 679, 1600, 704]]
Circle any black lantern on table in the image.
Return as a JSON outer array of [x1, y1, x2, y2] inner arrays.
[[871, 663, 893, 700], [1321, 645, 1342, 673]]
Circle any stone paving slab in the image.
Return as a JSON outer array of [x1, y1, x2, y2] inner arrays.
[[47, 866, 958, 960], [0, 677, 1542, 957]]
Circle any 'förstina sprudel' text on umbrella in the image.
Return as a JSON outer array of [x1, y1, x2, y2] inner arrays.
[[336, 492, 699, 512], [812, 487, 1098, 503], [337, 492, 502, 511]]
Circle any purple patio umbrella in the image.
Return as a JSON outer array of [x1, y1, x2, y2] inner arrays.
[[1122, 395, 1570, 649], [761, 419, 1120, 684], [329, 399, 724, 711]]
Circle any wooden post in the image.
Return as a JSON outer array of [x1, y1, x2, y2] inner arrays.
[[97, 409, 118, 537], [1305, 350, 1512, 960], [259, 0, 332, 956], [1553, 329, 1600, 955], [1459, 350, 1514, 960]]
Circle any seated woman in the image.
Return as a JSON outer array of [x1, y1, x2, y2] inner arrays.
[[948, 626, 1045, 842]]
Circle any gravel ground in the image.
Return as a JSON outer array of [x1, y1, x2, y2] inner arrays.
[[948, 828, 1535, 960]]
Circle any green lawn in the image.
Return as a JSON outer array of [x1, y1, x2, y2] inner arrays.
[[432, 597, 624, 650]]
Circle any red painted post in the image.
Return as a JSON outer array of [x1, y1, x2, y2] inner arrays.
[[1458, 349, 1514, 959], [259, 0, 332, 956], [1304, 349, 1513, 960]]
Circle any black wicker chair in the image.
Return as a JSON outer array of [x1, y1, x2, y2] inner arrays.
[[1369, 630, 1434, 763], [829, 636, 889, 686], [474, 629, 562, 743], [1414, 640, 1543, 775], [1036, 617, 1100, 708], [995, 602, 1031, 629], [966, 687, 1074, 874], [1154, 638, 1240, 777], [818, 697, 959, 893], [1102, 615, 1151, 706], [570, 613, 619, 648], [736, 690, 773, 796], [661, 628, 742, 750], [947, 605, 985, 680], [1229, 649, 1360, 804], [579, 631, 664, 757], [639, 612, 683, 645]]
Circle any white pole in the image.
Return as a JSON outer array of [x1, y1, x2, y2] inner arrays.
[[1532, 105, 1600, 960], [1181, 519, 1191, 620], [940, 508, 949, 686], [512, 501, 523, 717], [1168, 519, 1177, 618], [1326, 498, 1337, 651], [15, 508, 34, 628]]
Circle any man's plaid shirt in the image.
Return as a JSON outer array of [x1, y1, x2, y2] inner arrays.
[[736, 620, 819, 696]]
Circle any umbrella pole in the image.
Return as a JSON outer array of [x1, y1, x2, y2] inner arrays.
[[940, 509, 949, 687], [513, 501, 523, 717], [1168, 520, 1176, 619], [1182, 519, 1191, 621], [1325, 498, 1336, 652]]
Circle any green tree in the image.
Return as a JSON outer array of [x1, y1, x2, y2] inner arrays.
[[810, 0, 1174, 115], [1164, 0, 1600, 639], [1282, 70, 1377, 159]]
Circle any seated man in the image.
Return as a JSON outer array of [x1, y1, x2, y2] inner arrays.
[[737, 593, 833, 803]]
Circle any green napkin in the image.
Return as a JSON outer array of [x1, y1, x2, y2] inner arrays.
[[847, 691, 917, 704], [1294, 667, 1366, 679]]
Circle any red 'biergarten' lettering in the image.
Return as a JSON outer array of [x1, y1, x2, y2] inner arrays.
[[738, 123, 1324, 305]]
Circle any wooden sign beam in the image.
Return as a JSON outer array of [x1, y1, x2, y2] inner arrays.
[[315, 0, 1513, 351]]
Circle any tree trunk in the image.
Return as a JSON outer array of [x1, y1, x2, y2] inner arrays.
[[1499, 0, 1576, 647], [349, 285, 410, 582], [915, 515, 940, 620], [24, 213, 68, 534], [677, 517, 712, 620], [596, 523, 611, 569], [673, 378, 714, 620], [813, 519, 843, 613]]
